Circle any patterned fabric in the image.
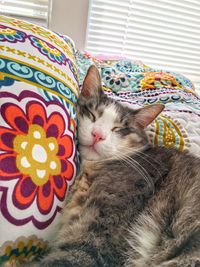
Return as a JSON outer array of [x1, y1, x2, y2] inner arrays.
[[0, 235, 47, 265], [0, 16, 79, 265], [76, 51, 200, 156]]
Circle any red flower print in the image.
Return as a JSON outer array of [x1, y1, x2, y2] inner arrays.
[[0, 91, 77, 228]]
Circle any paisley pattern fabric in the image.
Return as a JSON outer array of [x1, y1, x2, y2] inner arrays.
[[0, 16, 78, 265], [76, 51, 200, 157]]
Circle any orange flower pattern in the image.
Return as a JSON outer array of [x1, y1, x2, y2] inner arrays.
[[0, 91, 76, 228]]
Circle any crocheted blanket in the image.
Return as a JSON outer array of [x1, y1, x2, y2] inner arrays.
[[76, 51, 200, 157]]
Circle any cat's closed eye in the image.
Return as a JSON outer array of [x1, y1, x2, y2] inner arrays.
[[88, 109, 96, 122], [112, 126, 123, 132]]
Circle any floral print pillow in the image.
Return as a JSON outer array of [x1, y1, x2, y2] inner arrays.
[[0, 16, 79, 265]]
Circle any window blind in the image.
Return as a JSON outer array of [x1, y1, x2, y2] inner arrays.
[[0, 0, 51, 27], [86, 0, 200, 91]]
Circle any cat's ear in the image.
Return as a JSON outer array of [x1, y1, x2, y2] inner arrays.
[[133, 104, 164, 129], [81, 65, 103, 98]]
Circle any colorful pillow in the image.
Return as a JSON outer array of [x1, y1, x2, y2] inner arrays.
[[76, 51, 200, 157], [0, 16, 79, 265]]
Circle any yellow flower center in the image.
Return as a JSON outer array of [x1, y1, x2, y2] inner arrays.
[[14, 125, 61, 186]]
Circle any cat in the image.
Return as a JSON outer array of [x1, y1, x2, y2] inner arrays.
[[28, 66, 200, 267]]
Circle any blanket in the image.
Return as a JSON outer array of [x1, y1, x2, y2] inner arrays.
[[76, 51, 200, 157]]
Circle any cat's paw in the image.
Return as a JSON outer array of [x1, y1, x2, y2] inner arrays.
[[78, 174, 90, 192]]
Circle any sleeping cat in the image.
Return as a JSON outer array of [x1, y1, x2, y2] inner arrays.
[[30, 66, 200, 267]]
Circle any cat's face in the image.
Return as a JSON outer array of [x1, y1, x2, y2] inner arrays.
[[77, 66, 164, 161]]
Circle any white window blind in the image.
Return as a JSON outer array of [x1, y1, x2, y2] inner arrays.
[[0, 0, 51, 27], [86, 0, 200, 91]]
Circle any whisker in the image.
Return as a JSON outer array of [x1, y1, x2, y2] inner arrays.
[[137, 151, 162, 179], [123, 155, 154, 191], [121, 147, 162, 180], [80, 143, 157, 192], [114, 153, 154, 191]]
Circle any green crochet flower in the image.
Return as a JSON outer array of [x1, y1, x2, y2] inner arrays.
[[102, 68, 131, 92]]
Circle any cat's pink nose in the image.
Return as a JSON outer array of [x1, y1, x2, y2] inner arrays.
[[92, 130, 105, 144]]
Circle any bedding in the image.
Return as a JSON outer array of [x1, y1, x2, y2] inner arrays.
[[76, 51, 200, 157], [0, 15, 79, 265]]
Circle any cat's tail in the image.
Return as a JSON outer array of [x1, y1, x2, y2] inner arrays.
[[125, 209, 200, 267], [125, 212, 161, 267]]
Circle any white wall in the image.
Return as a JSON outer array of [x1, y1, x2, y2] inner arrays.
[[50, 0, 89, 50]]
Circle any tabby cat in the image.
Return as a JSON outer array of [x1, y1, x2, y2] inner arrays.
[[31, 66, 200, 267]]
